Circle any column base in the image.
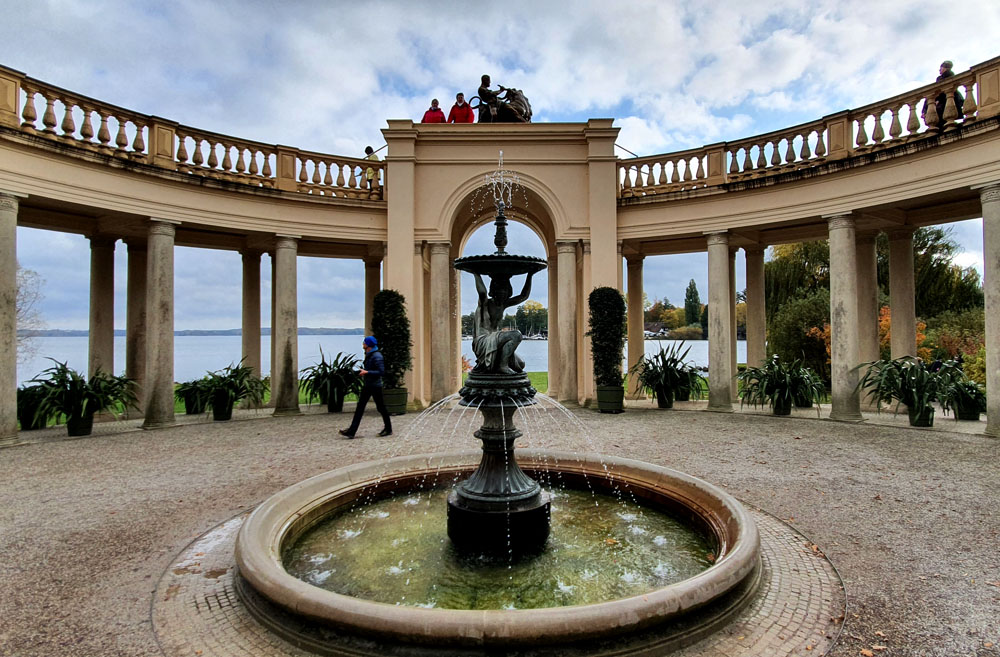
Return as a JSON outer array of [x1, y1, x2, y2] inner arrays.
[[272, 408, 302, 417], [706, 404, 734, 413], [0, 434, 21, 447], [827, 411, 865, 423], [985, 421, 999, 438], [141, 419, 175, 430]]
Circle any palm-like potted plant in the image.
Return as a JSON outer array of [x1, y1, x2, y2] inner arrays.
[[16, 384, 51, 430], [855, 356, 962, 427], [31, 359, 138, 436], [371, 289, 412, 415], [629, 342, 697, 409], [175, 377, 211, 415], [737, 355, 823, 416], [204, 359, 269, 421], [938, 377, 986, 422], [300, 349, 361, 413], [588, 286, 627, 413]]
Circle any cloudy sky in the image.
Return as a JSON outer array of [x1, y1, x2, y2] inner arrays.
[[4, 0, 997, 329]]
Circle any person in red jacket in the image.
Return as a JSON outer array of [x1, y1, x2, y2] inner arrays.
[[447, 93, 474, 123], [421, 99, 446, 123]]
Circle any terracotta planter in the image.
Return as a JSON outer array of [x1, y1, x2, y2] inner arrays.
[[596, 385, 624, 414], [383, 387, 408, 415]]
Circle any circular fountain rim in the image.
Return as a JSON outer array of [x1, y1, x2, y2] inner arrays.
[[234, 449, 760, 648]]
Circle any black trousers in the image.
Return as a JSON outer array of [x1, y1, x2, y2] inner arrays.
[[346, 385, 391, 434]]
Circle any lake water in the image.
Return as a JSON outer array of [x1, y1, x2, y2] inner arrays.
[[16, 335, 747, 386]]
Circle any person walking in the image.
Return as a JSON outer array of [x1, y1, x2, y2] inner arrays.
[[421, 99, 446, 123], [447, 92, 474, 123], [339, 336, 392, 438]]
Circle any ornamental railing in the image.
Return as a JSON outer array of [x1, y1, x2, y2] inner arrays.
[[617, 56, 1000, 199], [0, 66, 384, 200]]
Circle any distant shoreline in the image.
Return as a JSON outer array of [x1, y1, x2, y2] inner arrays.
[[18, 328, 366, 337]]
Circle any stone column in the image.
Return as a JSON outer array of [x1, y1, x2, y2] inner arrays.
[[142, 219, 177, 429], [0, 193, 20, 441], [241, 249, 262, 378], [826, 214, 863, 421], [556, 241, 578, 403], [744, 247, 766, 368], [980, 184, 1000, 437], [429, 242, 452, 402], [580, 241, 594, 405], [451, 266, 460, 392], [617, 241, 624, 293], [364, 255, 381, 334], [856, 233, 881, 411], [125, 239, 147, 416], [888, 228, 917, 359], [271, 236, 300, 415], [729, 248, 738, 398], [626, 255, 645, 399], [546, 253, 559, 399], [706, 232, 733, 411], [269, 251, 276, 392], [88, 236, 116, 378]]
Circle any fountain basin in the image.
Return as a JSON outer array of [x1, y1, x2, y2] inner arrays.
[[234, 449, 760, 650]]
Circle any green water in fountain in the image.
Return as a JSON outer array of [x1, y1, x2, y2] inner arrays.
[[283, 487, 713, 610]]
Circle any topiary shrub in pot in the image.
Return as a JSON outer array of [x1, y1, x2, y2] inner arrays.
[[300, 348, 361, 413], [204, 360, 268, 422], [371, 289, 412, 415], [587, 286, 627, 413], [855, 356, 962, 427], [31, 359, 137, 436], [737, 355, 823, 416], [175, 377, 211, 415]]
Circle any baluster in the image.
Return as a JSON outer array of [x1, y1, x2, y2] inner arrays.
[[207, 141, 219, 169], [962, 82, 977, 118], [871, 110, 885, 143], [310, 159, 321, 185], [923, 95, 939, 129], [814, 129, 827, 157], [132, 122, 145, 154], [298, 158, 309, 184], [888, 107, 902, 140], [59, 100, 76, 139], [192, 138, 204, 167], [667, 159, 678, 183], [656, 161, 665, 185], [176, 135, 189, 164], [114, 119, 129, 152], [79, 107, 95, 143], [696, 156, 705, 180], [684, 158, 695, 182], [941, 85, 959, 125], [41, 96, 57, 134], [262, 153, 272, 178], [238, 148, 249, 175], [799, 132, 811, 159], [755, 143, 766, 169], [20, 87, 37, 131], [219, 144, 231, 171], [319, 160, 330, 187], [334, 162, 345, 189], [97, 114, 112, 150], [770, 139, 782, 166], [855, 115, 869, 147], [249, 150, 259, 176], [621, 165, 632, 196], [783, 136, 795, 164], [906, 101, 921, 135], [740, 147, 751, 173]]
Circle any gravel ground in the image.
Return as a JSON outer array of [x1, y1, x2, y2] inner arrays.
[[0, 402, 997, 657]]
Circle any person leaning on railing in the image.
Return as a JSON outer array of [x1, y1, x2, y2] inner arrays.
[[923, 60, 965, 125], [364, 146, 379, 190]]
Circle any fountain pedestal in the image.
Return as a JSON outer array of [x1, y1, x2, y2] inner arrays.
[[447, 372, 551, 557]]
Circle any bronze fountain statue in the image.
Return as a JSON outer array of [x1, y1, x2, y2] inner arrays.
[[474, 74, 533, 123]]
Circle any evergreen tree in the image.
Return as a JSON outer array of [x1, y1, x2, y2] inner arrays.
[[684, 280, 701, 326]]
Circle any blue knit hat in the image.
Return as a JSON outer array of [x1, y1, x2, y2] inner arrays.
[[363, 336, 378, 348]]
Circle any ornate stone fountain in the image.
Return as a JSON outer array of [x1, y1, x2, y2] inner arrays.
[[449, 157, 549, 557]]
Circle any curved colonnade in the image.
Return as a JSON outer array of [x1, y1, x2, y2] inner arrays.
[[2, 57, 999, 440]]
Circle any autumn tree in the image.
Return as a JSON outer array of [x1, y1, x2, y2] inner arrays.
[[684, 280, 701, 326]]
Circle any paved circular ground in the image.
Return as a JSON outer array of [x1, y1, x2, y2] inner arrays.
[[152, 503, 845, 656]]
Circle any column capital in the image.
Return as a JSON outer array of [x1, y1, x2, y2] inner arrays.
[[581, 240, 591, 255], [428, 241, 452, 255], [705, 231, 729, 247], [744, 245, 766, 256], [148, 220, 176, 237], [0, 191, 25, 212], [239, 246, 263, 257], [978, 182, 1000, 204], [414, 241, 424, 256], [555, 240, 578, 254], [274, 235, 298, 250], [88, 235, 117, 249], [123, 237, 147, 250], [363, 255, 382, 267], [854, 230, 879, 244], [886, 226, 916, 240], [625, 253, 645, 265], [825, 214, 855, 231]]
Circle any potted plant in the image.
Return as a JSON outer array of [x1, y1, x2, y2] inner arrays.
[[371, 289, 412, 415], [855, 356, 961, 427], [16, 384, 50, 430], [587, 286, 627, 413], [204, 359, 269, 421], [794, 368, 825, 408], [675, 366, 707, 402], [300, 348, 361, 413], [31, 359, 137, 436], [175, 377, 211, 415], [939, 378, 987, 422], [737, 355, 823, 416], [629, 342, 695, 409]]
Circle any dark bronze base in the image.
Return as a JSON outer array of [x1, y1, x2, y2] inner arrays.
[[447, 489, 551, 558]]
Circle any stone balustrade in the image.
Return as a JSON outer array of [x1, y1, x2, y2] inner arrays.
[[619, 56, 1000, 199], [0, 65, 384, 201]]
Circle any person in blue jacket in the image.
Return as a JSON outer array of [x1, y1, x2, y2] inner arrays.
[[339, 336, 392, 438]]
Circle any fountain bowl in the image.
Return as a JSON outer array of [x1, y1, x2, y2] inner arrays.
[[234, 449, 760, 653]]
